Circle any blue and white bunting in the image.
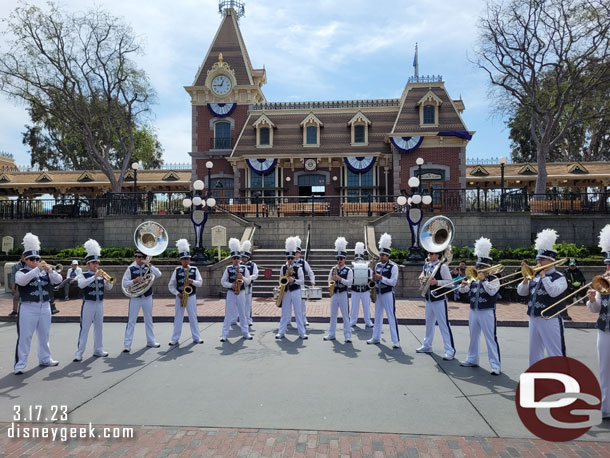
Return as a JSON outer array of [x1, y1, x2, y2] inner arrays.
[[390, 136, 423, 153], [246, 158, 277, 175], [207, 103, 236, 118], [344, 156, 376, 174]]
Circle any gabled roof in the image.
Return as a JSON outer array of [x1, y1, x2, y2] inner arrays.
[[518, 164, 537, 175], [416, 90, 443, 106], [568, 162, 589, 174], [192, 9, 258, 87], [252, 114, 276, 128], [299, 112, 324, 127], [347, 111, 372, 126]]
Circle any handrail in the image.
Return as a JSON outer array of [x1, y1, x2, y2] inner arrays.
[[364, 226, 380, 260], [213, 203, 252, 225], [304, 223, 311, 262]]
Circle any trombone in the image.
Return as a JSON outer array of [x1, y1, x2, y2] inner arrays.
[[496, 258, 568, 288], [431, 264, 504, 297], [541, 272, 610, 319]]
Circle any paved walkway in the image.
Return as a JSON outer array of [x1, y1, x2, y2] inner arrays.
[[0, 293, 598, 326]]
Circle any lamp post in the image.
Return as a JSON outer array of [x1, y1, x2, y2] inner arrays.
[[396, 157, 432, 264], [183, 170, 216, 265], [206, 161, 214, 199], [131, 162, 139, 193], [499, 156, 507, 212]]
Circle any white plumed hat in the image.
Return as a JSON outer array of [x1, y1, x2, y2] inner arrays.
[[334, 237, 348, 259], [176, 239, 191, 259], [354, 242, 366, 260], [598, 224, 610, 264], [285, 236, 297, 258], [534, 228, 559, 260], [241, 240, 252, 258], [295, 236, 302, 252], [378, 233, 392, 256], [229, 238, 241, 258], [22, 233, 41, 259], [474, 237, 493, 267], [84, 239, 102, 263]]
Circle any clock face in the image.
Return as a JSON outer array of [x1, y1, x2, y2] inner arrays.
[[211, 75, 232, 95], [304, 159, 317, 171]]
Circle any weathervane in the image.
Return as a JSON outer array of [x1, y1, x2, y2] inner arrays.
[[218, 0, 245, 18]]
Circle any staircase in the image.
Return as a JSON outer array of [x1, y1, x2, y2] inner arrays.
[[251, 249, 349, 298]]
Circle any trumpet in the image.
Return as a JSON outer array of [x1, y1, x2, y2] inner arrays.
[[38, 261, 63, 273], [96, 269, 115, 284], [496, 258, 567, 288], [431, 264, 504, 297], [181, 285, 193, 308], [541, 272, 610, 319]]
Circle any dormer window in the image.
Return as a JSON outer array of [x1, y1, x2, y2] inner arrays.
[[252, 114, 275, 148], [417, 90, 442, 128], [347, 111, 371, 146], [300, 112, 323, 147]]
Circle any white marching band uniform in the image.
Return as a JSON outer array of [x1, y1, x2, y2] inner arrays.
[[75, 268, 113, 360], [295, 238, 315, 326], [220, 241, 252, 340], [242, 260, 258, 326], [350, 242, 374, 328], [369, 261, 400, 347], [419, 261, 456, 358], [326, 266, 353, 342], [122, 261, 162, 350], [14, 265, 62, 372], [168, 265, 203, 344], [277, 263, 307, 338]]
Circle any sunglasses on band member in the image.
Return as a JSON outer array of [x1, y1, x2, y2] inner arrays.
[[135, 255, 145, 259]]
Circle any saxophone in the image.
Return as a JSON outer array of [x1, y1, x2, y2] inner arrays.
[[328, 265, 338, 297], [181, 285, 193, 308], [234, 270, 243, 295], [275, 265, 294, 307], [368, 260, 377, 303]]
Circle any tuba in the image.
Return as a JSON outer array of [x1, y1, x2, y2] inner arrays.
[[418, 216, 455, 297], [122, 221, 169, 298]]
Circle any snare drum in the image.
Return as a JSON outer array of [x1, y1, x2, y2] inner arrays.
[[301, 287, 309, 299], [307, 286, 322, 300], [272, 286, 280, 299]]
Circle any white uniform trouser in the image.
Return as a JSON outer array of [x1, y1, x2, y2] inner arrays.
[[171, 294, 201, 342], [422, 298, 455, 357], [278, 288, 305, 336], [14, 301, 53, 371], [598, 329, 610, 417], [372, 292, 400, 344], [328, 291, 351, 339], [124, 295, 156, 347], [464, 308, 500, 371], [230, 292, 253, 325], [222, 290, 249, 337], [75, 300, 104, 358], [301, 297, 308, 324], [350, 291, 372, 326], [528, 316, 566, 366]]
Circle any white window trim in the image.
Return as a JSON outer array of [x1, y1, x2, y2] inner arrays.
[[416, 90, 442, 128], [253, 114, 276, 148], [300, 112, 323, 147], [348, 111, 371, 146]]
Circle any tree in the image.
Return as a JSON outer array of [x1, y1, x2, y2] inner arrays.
[[474, 0, 610, 193], [22, 98, 164, 172], [507, 68, 610, 163], [0, 2, 156, 191]]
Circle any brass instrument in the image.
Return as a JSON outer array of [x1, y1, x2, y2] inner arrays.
[[122, 221, 169, 298], [234, 275, 243, 295], [275, 265, 294, 307], [541, 271, 610, 319], [431, 264, 504, 298], [418, 216, 455, 297], [38, 261, 63, 273], [328, 265, 338, 297], [96, 269, 115, 284], [181, 285, 193, 308], [496, 258, 567, 288]]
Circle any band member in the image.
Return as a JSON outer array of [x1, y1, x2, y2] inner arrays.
[[241, 240, 258, 327], [367, 233, 401, 349], [9, 255, 25, 317], [458, 237, 501, 375], [14, 233, 62, 374], [74, 239, 113, 361], [324, 237, 353, 343], [295, 236, 315, 326], [220, 238, 252, 341], [517, 228, 568, 366], [122, 249, 162, 352], [276, 237, 308, 340], [349, 242, 374, 328], [416, 246, 455, 360], [585, 224, 610, 419], [168, 239, 203, 345]]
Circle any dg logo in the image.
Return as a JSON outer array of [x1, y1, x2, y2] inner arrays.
[[516, 356, 602, 441]]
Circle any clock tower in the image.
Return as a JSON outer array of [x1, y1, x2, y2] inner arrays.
[[185, 0, 266, 199]]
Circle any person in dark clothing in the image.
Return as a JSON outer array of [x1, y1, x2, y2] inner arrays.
[[451, 260, 468, 302], [564, 259, 586, 320]]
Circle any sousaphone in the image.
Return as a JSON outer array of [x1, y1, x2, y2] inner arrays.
[[418, 215, 455, 297]]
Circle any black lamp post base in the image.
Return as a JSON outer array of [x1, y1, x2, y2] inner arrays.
[[404, 247, 426, 265], [191, 248, 212, 266]]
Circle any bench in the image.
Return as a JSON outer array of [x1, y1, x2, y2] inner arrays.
[[278, 202, 329, 216], [225, 203, 268, 216], [341, 202, 395, 215], [51, 204, 76, 217], [529, 200, 582, 213]]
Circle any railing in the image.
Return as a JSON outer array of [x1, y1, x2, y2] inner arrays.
[[210, 136, 235, 150], [466, 157, 513, 165], [0, 189, 607, 219]]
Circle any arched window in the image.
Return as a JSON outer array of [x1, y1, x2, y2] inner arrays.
[[214, 121, 231, 149]]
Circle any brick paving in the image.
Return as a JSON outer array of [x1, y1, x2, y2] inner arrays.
[[1, 423, 609, 457], [0, 293, 597, 325]]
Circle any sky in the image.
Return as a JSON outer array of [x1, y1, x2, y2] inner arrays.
[[0, 0, 511, 168]]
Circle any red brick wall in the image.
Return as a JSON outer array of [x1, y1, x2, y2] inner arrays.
[[398, 147, 462, 190]]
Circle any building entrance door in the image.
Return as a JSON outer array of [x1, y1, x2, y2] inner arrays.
[[298, 174, 326, 201]]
